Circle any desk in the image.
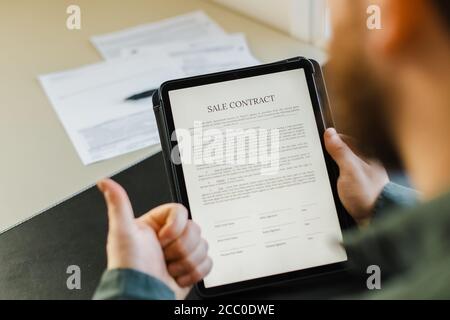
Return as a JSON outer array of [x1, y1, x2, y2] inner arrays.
[[0, 0, 325, 233]]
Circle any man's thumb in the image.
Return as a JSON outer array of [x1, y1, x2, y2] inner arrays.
[[97, 179, 134, 232], [324, 128, 357, 169]]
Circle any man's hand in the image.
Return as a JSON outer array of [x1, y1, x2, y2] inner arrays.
[[324, 128, 389, 225], [97, 179, 212, 299]]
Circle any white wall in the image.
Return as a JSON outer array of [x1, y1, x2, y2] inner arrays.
[[210, 0, 329, 46], [213, 0, 292, 32]]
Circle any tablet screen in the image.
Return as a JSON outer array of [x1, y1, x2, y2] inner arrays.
[[168, 68, 347, 288]]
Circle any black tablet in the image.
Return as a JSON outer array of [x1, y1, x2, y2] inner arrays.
[[154, 57, 351, 297]]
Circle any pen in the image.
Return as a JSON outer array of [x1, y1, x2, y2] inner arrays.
[[125, 89, 157, 101]]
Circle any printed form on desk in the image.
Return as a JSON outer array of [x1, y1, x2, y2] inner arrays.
[[39, 12, 259, 165], [91, 11, 226, 60], [39, 54, 184, 165]]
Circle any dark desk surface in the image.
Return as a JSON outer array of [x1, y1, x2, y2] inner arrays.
[[0, 153, 363, 299]]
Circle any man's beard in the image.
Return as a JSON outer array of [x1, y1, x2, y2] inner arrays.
[[325, 15, 403, 170]]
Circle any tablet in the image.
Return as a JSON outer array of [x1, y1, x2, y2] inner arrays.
[[154, 57, 351, 297]]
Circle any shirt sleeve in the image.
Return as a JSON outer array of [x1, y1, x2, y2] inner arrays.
[[342, 192, 450, 299], [93, 269, 175, 300], [373, 182, 418, 219]]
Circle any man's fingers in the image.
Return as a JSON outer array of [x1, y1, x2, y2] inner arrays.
[[324, 128, 359, 169], [176, 257, 213, 288], [141, 203, 189, 247], [164, 220, 201, 261], [97, 179, 134, 232], [167, 239, 208, 278]]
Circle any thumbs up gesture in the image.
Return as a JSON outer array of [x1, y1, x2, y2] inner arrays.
[[97, 179, 212, 298]]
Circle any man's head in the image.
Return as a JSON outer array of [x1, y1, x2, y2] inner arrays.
[[326, 0, 450, 170]]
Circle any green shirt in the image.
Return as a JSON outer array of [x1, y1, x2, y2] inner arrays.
[[345, 185, 450, 299], [93, 183, 450, 299], [93, 268, 175, 300]]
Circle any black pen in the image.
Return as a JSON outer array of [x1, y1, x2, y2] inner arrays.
[[125, 89, 157, 101]]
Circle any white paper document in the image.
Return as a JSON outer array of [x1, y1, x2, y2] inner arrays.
[[39, 54, 185, 165], [40, 36, 259, 165], [41, 11, 260, 165], [119, 33, 260, 76], [168, 69, 347, 288], [91, 11, 226, 59]]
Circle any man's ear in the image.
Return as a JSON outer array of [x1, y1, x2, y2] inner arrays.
[[368, 0, 427, 56]]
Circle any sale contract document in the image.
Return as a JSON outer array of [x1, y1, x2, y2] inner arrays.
[[169, 69, 347, 288]]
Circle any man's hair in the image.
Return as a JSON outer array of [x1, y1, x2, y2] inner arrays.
[[433, 0, 450, 30]]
